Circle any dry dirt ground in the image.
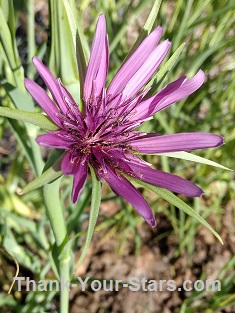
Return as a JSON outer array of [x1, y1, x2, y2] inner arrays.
[[68, 204, 235, 313]]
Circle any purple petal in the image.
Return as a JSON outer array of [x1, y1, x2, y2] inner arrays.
[[61, 152, 89, 204], [132, 76, 186, 120], [103, 167, 156, 227], [61, 152, 79, 174], [107, 26, 163, 98], [104, 151, 203, 197], [32, 57, 68, 114], [95, 35, 109, 97], [36, 131, 75, 149], [57, 79, 84, 126], [84, 14, 108, 101], [127, 162, 204, 197], [121, 40, 171, 99], [24, 78, 62, 127], [71, 159, 88, 203], [133, 70, 205, 121], [129, 132, 224, 153]]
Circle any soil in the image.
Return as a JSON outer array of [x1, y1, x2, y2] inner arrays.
[[67, 205, 235, 313]]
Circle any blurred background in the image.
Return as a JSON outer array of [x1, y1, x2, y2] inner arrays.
[[0, 0, 235, 312]]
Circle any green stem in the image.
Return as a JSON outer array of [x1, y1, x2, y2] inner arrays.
[[59, 250, 71, 313], [43, 178, 70, 313], [27, 0, 35, 79]]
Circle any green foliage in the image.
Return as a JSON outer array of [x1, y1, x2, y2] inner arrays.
[[179, 255, 235, 313], [0, 0, 234, 312], [74, 165, 102, 268], [128, 176, 223, 244]]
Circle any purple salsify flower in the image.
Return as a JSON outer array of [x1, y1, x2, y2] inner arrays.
[[24, 14, 224, 227]]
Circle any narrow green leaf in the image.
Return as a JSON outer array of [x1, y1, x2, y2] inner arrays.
[[21, 166, 62, 194], [26, 0, 36, 78], [109, 0, 154, 53], [3, 83, 44, 176], [5, 118, 41, 176], [157, 151, 232, 171], [1, 0, 16, 41], [3, 231, 41, 273], [128, 177, 223, 244], [62, 0, 77, 49], [0, 6, 25, 90], [3, 81, 34, 111], [155, 43, 185, 80], [48, 0, 80, 102], [63, 0, 87, 100], [146, 43, 185, 94], [0, 244, 19, 294], [21, 150, 64, 194], [190, 3, 235, 27], [0, 106, 59, 130], [125, 0, 162, 58], [60, 231, 86, 260], [143, 0, 162, 32], [43, 149, 65, 172], [189, 38, 235, 74], [0, 7, 17, 70], [75, 164, 101, 269], [43, 177, 67, 248]]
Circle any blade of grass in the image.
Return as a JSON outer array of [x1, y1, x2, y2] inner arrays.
[[156, 151, 232, 171], [0, 106, 58, 130], [21, 150, 64, 194], [127, 0, 162, 57], [75, 164, 101, 269], [128, 176, 223, 244]]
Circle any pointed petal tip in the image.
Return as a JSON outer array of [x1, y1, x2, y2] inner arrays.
[[199, 190, 205, 198], [162, 39, 171, 47], [98, 13, 105, 19], [211, 134, 224, 147], [35, 136, 40, 143], [196, 69, 205, 84], [24, 78, 31, 89], [160, 39, 172, 53], [220, 136, 225, 146], [32, 57, 52, 79], [24, 78, 40, 97], [193, 186, 204, 198], [148, 218, 157, 228], [32, 56, 41, 67], [97, 13, 106, 27], [139, 209, 157, 228], [24, 78, 38, 93], [152, 25, 163, 37], [198, 69, 205, 76], [155, 25, 163, 31]]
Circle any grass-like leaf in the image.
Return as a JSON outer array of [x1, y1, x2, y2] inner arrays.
[[48, 0, 80, 103], [156, 151, 232, 171], [0, 7, 18, 71], [0, 106, 58, 130], [63, 0, 87, 99], [21, 150, 64, 194], [146, 43, 185, 94], [125, 0, 162, 59], [75, 165, 102, 269], [2, 82, 45, 175], [128, 177, 223, 244]]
